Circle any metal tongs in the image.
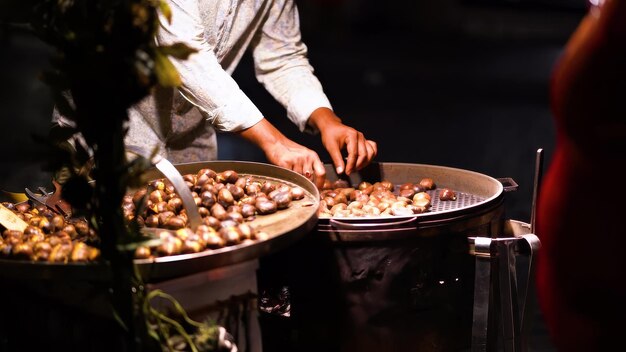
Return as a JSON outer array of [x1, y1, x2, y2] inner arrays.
[[24, 179, 73, 218], [471, 149, 544, 352]]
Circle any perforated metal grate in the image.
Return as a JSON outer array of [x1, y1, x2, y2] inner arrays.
[[426, 189, 486, 213]]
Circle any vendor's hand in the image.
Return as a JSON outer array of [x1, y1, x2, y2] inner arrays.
[[308, 108, 377, 175], [238, 118, 327, 188], [264, 138, 326, 189]]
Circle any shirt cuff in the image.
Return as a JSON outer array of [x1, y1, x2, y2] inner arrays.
[[286, 89, 333, 134]]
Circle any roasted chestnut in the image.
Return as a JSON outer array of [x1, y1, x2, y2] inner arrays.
[[439, 188, 457, 201]]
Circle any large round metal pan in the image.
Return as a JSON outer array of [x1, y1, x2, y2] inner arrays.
[[135, 161, 319, 281], [0, 161, 319, 282], [317, 162, 510, 240]]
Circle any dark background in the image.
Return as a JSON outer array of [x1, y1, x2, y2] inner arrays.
[[0, 0, 588, 351]]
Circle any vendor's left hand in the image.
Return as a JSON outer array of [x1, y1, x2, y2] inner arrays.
[[309, 108, 377, 175]]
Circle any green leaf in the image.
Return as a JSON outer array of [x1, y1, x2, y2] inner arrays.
[[158, 0, 172, 24], [158, 43, 197, 60], [154, 51, 181, 87]]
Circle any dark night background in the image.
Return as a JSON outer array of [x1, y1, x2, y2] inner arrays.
[[0, 1, 587, 350]]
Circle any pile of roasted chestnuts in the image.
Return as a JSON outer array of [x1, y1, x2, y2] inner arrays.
[[317, 177, 457, 218]]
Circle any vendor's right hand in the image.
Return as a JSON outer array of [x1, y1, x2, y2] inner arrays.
[[264, 138, 326, 189]]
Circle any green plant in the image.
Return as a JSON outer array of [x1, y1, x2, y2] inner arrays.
[[3, 0, 228, 350]]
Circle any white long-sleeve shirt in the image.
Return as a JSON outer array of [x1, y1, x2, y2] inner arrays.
[[124, 0, 332, 162]]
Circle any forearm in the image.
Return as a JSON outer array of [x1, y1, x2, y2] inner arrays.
[[307, 107, 342, 131], [236, 118, 289, 152]]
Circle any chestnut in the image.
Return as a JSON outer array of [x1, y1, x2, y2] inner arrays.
[[167, 197, 183, 213], [203, 232, 225, 249], [261, 181, 276, 195], [245, 183, 262, 196], [219, 226, 241, 246], [227, 212, 244, 224], [272, 191, 292, 210], [419, 178, 435, 190], [145, 214, 160, 228], [197, 168, 217, 180], [182, 174, 196, 185], [333, 179, 350, 189], [399, 188, 416, 199], [241, 204, 256, 218], [234, 177, 249, 189], [181, 240, 204, 254], [11, 242, 33, 260], [200, 191, 216, 208], [74, 220, 90, 237], [439, 188, 457, 201], [157, 211, 176, 226], [49, 243, 72, 263], [291, 187, 305, 200], [412, 192, 432, 208], [203, 216, 222, 230], [256, 199, 277, 215], [197, 206, 210, 217], [226, 184, 244, 200], [14, 202, 31, 214], [217, 188, 235, 208], [219, 170, 239, 184], [70, 242, 91, 262], [135, 246, 151, 259], [164, 216, 186, 230], [210, 203, 228, 221]]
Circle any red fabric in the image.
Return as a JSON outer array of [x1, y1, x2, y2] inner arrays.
[[536, 1, 626, 350]]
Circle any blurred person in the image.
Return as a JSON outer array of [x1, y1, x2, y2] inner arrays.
[[536, 0, 626, 350], [54, 0, 377, 187]]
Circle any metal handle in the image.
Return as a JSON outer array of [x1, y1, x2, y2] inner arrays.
[[127, 146, 202, 230], [530, 149, 544, 233], [329, 216, 418, 229], [497, 177, 519, 192], [519, 234, 541, 352]]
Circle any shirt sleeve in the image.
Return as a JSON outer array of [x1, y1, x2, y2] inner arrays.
[[156, 0, 263, 132], [251, 0, 333, 134]]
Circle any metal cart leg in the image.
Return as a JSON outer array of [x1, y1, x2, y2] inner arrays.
[[470, 231, 541, 352]]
